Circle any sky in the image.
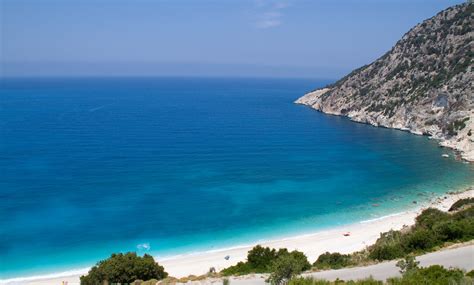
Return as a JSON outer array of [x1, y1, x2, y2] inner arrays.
[[0, 0, 465, 78]]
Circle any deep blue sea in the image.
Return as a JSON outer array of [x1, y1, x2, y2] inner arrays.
[[0, 77, 473, 280]]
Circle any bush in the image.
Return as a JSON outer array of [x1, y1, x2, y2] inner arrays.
[[314, 252, 352, 269], [288, 277, 331, 285], [452, 205, 474, 221], [432, 219, 466, 241], [344, 278, 383, 285], [288, 277, 382, 285], [449, 197, 474, 211], [415, 208, 449, 228], [80, 253, 167, 285], [391, 265, 467, 285], [366, 201, 474, 262], [368, 243, 405, 261], [286, 250, 312, 271], [402, 228, 439, 252], [222, 246, 310, 276], [221, 261, 253, 276], [247, 245, 279, 272], [368, 231, 405, 261], [289, 267, 471, 285], [268, 254, 309, 285], [395, 256, 419, 275], [133, 279, 159, 285]]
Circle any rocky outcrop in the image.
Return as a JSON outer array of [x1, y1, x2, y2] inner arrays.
[[296, 3, 473, 161]]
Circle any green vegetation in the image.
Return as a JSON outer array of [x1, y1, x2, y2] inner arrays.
[[288, 263, 473, 285], [80, 253, 167, 285], [367, 206, 474, 261], [388, 264, 469, 285], [289, 277, 383, 285], [367, 230, 405, 261], [83, 198, 473, 285], [133, 279, 159, 285], [269, 253, 312, 285], [221, 245, 310, 276], [395, 255, 419, 275], [447, 117, 470, 136], [313, 252, 352, 269], [222, 199, 473, 280], [308, 200, 473, 269], [449, 197, 474, 211]]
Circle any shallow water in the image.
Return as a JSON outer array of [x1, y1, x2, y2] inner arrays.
[[0, 77, 472, 279]]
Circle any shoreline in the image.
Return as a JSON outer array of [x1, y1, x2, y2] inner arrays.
[[294, 89, 474, 162], [2, 187, 472, 285]]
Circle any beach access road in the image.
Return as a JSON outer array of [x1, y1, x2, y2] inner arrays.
[[228, 244, 474, 285]]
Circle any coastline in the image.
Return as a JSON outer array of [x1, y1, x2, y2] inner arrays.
[[295, 88, 474, 162], [2, 187, 472, 285]]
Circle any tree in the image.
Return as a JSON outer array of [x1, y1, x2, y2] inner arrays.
[[80, 252, 167, 285], [268, 252, 310, 285], [247, 245, 278, 272], [313, 252, 351, 269]]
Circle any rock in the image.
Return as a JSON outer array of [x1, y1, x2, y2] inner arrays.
[[295, 3, 473, 162]]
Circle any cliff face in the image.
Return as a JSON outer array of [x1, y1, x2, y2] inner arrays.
[[296, 3, 473, 161]]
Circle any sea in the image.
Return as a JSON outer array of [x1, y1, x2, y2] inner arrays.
[[0, 77, 472, 280]]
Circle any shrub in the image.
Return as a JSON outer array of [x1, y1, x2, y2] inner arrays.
[[368, 231, 405, 261], [415, 208, 449, 228], [432, 219, 466, 241], [288, 267, 472, 284], [449, 197, 474, 211], [268, 254, 308, 285], [80, 253, 167, 285], [314, 252, 352, 269], [396, 265, 466, 285], [344, 278, 383, 285], [402, 228, 439, 252], [366, 200, 474, 263], [221, 261, 253, 276], [222, 246, 310, 276], [288, 277, 383, 285], [247, 245, 279, 272], [395, 255, 419, 275], [134, 279, 159, 285], [288, 277, 331, 285], [287, 250, 312, 271]]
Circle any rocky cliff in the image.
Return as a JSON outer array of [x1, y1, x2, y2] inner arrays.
[[296, 3, 473, 161]]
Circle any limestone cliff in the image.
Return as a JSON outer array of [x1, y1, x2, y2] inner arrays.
[[296, 3, 473, 161]]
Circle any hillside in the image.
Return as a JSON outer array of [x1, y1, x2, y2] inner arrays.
[[296, 3, 473, 161]]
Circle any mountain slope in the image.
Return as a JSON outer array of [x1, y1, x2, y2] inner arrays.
[[296, 3, 473, 161]]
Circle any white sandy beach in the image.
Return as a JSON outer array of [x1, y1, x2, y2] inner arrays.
[[2, 188, 473, 285]]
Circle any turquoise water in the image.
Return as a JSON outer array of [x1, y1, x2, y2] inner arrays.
[[0, 77, 472, 279]]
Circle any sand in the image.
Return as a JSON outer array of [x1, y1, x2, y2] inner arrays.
[[2, 188, 472, 285]]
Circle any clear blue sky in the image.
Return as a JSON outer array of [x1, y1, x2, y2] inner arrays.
[[0, 0, 464, 78]]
